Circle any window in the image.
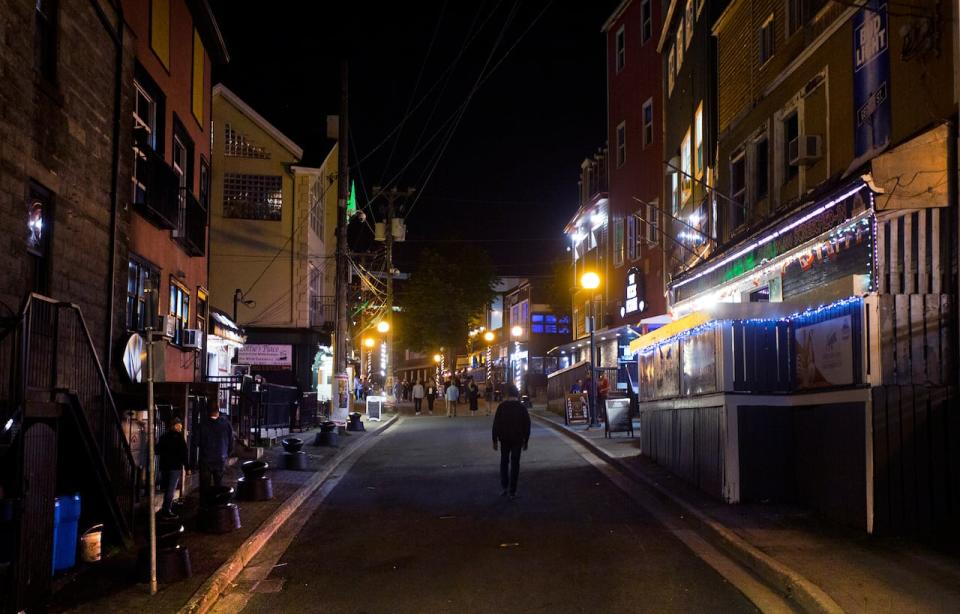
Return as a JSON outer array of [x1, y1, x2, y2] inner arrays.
[[169, 279, 190, 346], [613, 218, 625, 267], [616, 122, 626, 167], [697, 0, 705, 17], [199, 158, 210, 210], [132, 80, 160, 205], [626, 215, 637, 261], [675, 24, 684, 68], [786, 0, 802, 36], [694, 103, 704, 178], [754, 136, 769, 201], [730, 151, 746, 230], [196, 288, 208, 333], [646, 203, 659, 245], [642, 98, 654, 148], [667, 46, 675, 95], [150, 0, 170, 69], [641, 0, 652, 43], [681, 128, 692, 202], [27, 183, 53, 294], [191, 29, 204, 123], [310, 176, 324, 237], [223, 174, 283, 220], [126, 257, 159, 331], [224, 124, 271, 158], [782, 110, 799, 181], [759, 16, 774, 65], [616, 26, 626, 72], [685, 0, 694, 48], [634, 210, 645, 257], [671, 173, 680, 216], [35, 0, 58, 83], [173, 133, 188, 230]]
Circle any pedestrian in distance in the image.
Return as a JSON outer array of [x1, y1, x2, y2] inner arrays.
[[570, 378, 583, 394], [412, 380, 425, 415], [156, 417, 187, 519], [426, 383, 437, 415], [598, 373, 610, 422], [196, 405, 234, 499], [445, 380, 460, 417], [492, 384, 530, 499], [468, 379, 480, 415]]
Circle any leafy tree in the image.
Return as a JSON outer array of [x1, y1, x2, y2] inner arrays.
[[396, 248, 499, 354]]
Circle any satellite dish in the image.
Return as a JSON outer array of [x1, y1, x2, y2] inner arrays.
[[123, 333, 146, 383]]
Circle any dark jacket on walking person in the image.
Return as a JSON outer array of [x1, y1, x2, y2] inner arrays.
[[197, 408, 234, 496], [492, 385, 530, 498], [468, 381, 479, 412], [156, 417, 188, 517], [426, 384, 437, 413]]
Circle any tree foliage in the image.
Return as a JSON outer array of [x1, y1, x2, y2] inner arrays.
[[396, 248, 499, 353]]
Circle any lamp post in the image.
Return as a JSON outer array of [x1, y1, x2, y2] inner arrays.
[[509, 325, 523, 396], [433, 352, 442, 390], [580, 271, 601, 428], [483, 331, 495, 407]]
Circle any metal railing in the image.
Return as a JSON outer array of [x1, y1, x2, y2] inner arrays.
[[132, 144, 179, 229], [309, 295, 336, 329], [0, 294, 137, 533]]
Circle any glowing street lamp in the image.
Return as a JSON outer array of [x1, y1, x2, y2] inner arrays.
[[376, 320, 390, 333], [580, 271, 601, 427], [483, 331, 495, 343], [363, 337, 375, 349]]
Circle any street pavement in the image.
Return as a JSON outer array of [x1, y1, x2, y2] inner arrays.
[[231, 414, 758, 613]]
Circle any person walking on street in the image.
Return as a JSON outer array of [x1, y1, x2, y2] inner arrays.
[[492, 384, 530, 499], [426, 383, 437, 415], [156, 417, 187, 519], [412, 380, 425, 415], [197, 405, 234, 499], [445, 380, 460, 417], [597, 373, 610, 422], [468, 380, 480, 415]]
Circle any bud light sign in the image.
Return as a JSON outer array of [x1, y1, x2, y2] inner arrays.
[[853, 0, 890, 159]]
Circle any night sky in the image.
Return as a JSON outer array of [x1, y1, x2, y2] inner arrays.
[[212, 1, 619, 277]]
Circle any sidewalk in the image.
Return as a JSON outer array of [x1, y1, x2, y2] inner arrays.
[[533, 409, 960, 614], [48, 412, 398, 614]]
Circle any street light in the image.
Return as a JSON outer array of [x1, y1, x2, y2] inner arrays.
[[376, 321, 390, 333], [580, 271, 601, 428], [363, 337, 375, 348]]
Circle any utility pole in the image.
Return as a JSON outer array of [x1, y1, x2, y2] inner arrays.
[[334, 61, 350, 377], [371, 186, 413, 395]]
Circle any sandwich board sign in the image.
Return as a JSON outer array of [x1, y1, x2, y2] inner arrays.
[[366, 395, 383, 421]]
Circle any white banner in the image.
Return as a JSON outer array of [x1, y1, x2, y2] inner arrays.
[[237, 344, 293, 367], [795, 315, 854, 389]]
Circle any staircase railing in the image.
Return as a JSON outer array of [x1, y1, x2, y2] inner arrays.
[[0, 294, 137, 534]]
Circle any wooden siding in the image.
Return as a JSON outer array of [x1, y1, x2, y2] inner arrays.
[[640, 406, 724, 498]]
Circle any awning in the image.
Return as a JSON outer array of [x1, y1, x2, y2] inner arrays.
[[546, 324, 642, 357], [210, 308, 245, 344]]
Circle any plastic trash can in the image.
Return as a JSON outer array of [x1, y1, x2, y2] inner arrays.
[[52, 493, 81, 573]]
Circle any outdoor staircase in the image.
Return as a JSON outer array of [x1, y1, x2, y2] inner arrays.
[[0, 294, 137, 612]]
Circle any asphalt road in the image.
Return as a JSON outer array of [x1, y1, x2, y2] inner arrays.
[[238, 415, 757, 613]]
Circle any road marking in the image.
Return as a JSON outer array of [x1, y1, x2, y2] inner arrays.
[[542, 424, 797, 614]]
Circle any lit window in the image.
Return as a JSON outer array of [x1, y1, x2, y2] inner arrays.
[[667, 46, 675, 95], [694, 102, 704, 178], [223, 174, 283, 221], [191, 29, 204, 123], [730, 150, 746, 231], [169, 280, 190, 346], [626, 215, 636, 261], [646, 203, 659, 245], [616, 25, 626, 72], [150, 0, 170, 69], [310, 176, 325, 236], [642, 98, 654, 148], [614, 218, 625, 267], [616, 121, 626, 167], [681, 128, 692, 202], [676, 23, 684, 68], [126, 257, 159, 331]]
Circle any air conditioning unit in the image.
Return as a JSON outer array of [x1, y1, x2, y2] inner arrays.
[[158, 315, 177, 338], [182, 328, 203, 350], [788, 135, 822, 166]]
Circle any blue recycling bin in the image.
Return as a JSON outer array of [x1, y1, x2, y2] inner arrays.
[[52, 494, 81, 573]]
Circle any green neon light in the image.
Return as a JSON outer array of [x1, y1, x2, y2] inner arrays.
[[347, 180, 357, 216]]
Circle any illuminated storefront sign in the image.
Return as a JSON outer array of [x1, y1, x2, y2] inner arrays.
[[621, 268, 646, 317]]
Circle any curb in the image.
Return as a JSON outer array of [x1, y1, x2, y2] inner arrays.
[[532, 413, 843, 614], [178, 414, 401, 614]]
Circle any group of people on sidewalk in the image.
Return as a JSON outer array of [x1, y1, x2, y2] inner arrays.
[[154, 404, 235, 520], [409, 377, 483, 417]]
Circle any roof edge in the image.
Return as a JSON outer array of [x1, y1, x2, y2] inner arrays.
[[213, 84, 304, 159]]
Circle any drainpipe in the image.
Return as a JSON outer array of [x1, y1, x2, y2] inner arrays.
[[90, 0, 125, 384]]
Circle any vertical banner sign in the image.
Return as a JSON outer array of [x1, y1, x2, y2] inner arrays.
[[332, 373, 350, 426], [853, 0, 890, 159]]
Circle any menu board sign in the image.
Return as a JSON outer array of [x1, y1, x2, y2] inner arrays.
[[565, 394, 589, 425], [366, 395, 383, 421], [604, 398, 633, 438]]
